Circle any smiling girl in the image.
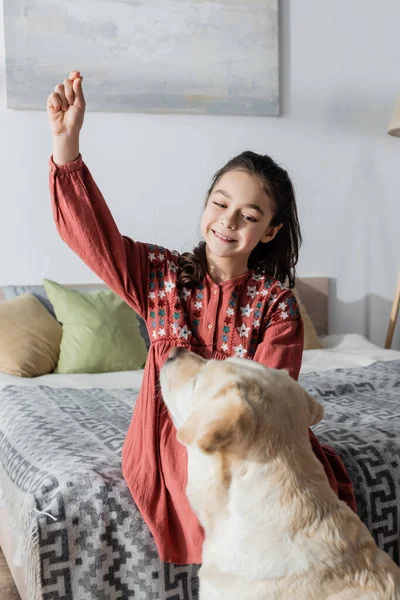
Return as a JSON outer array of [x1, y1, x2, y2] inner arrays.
[[47, 71, 356, 565]]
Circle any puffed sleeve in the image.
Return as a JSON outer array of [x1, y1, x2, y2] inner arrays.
[[49, 154, 149, 319]]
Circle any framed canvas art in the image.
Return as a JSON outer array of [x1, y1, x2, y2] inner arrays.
[[3, 0, 279, 116]]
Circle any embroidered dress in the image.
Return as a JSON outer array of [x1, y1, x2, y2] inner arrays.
[[49, 155, 356, 565]]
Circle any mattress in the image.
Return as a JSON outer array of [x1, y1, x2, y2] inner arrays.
[[0, 334, 399, 599]]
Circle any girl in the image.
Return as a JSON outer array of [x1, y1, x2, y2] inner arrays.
[[47, 71, 356, 565]]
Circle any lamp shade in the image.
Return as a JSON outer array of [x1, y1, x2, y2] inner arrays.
[[388, 97, 400, 137]]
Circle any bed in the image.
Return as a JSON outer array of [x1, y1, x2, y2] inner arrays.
[[1, 279, 400, 600]]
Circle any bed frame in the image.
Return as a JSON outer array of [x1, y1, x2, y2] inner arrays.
[[296, 277, 329, 336]]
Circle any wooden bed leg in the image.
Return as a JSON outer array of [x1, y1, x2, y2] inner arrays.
[[385, 271, 400, 349]]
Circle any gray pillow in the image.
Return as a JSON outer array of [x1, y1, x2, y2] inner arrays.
[[2, 285, 56, 317], [2, 285, 151, 350]]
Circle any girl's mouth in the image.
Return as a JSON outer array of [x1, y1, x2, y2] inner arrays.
[[212, 230, 237, 243]]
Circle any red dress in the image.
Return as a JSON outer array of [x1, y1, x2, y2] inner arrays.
[[49, 155, 356, 564]]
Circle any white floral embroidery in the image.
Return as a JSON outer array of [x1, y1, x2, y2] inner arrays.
[[261, 288, 269, 297], [181, 287, 191, 300], [253, 319, 260, 329], [172, 250, 180, 256], [247, 286, 257, 299], [158, 289, 166, 299], [149, 292, 156, 300], [171, 323, 178, 335], [233, 344, 247, 358], [152, 330, 157, 339], [237, 323, 250, 338], [178, 325, 191, 340], [149, 252, 156, 261], [240, 304, 253, 317], [281, 311, 289, 320], [195, 300, 203, 309], [168, 261, 178, 272], [252, 274, 264, 281], [226, 307, 235, 316], [158, 328, 166, 336], [164, 279, 176, 293], [158, 253, 165, 261], [221, 343, 229, 352], [268, 293, 278, 304], [279, 301, 287, 310]]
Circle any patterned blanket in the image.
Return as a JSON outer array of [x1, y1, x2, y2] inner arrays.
[[0, 360, 399, 600]]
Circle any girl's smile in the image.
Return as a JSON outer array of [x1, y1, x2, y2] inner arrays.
[[212, 229, 237, 243]]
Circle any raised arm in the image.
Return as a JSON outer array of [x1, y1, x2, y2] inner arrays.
[[47, 71, 148, 317], [49, 156, 148, 317]]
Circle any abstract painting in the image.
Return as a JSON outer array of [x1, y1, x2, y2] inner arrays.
[[3, 0, 279, 115]]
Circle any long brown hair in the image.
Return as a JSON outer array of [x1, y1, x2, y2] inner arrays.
[[178, 151, 302, 289]]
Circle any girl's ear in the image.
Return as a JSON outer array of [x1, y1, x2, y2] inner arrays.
[[261, 223, 282, 243]]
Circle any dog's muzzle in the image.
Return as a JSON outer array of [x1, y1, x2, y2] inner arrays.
[[167, 346, 188, 362]]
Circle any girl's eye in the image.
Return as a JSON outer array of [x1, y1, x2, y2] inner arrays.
[[211, 200, 257, 222]]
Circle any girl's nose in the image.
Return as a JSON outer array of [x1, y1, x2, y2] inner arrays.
[[221, 213, 237, 230]]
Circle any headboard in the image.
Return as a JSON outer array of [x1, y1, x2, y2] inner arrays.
[[0, 277, 330, 337], [296, 277, 329, 336]]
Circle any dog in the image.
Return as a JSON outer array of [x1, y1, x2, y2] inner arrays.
[[160, 347, 400, 600]]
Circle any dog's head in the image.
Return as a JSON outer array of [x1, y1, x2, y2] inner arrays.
[[160, 348, 324, 459]]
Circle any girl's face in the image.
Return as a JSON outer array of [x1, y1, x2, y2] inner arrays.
[[200, 170, 281, 270]]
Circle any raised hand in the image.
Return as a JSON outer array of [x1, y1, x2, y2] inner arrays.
[[47, 70, 86, 137]]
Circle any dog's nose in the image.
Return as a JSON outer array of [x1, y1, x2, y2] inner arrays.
[[168, 347, 186, 361]]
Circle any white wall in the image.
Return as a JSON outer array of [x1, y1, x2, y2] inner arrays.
[[1, 0, 399, 349]]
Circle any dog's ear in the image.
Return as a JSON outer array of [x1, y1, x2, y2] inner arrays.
[[198, 401, 254, 454], [304, 390, 324, 426], [178, 385, 255, 454]]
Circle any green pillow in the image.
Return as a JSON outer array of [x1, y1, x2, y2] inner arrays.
[[43, 279, 147, 374]]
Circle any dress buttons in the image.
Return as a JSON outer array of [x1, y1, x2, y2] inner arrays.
[[213, 289, 218, 295], [208, 323, 213, 330]]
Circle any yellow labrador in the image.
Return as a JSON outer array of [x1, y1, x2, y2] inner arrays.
[[160, 347, 400, 600]]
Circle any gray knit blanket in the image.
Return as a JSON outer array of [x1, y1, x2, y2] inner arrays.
[[0, 360, 399, 600]]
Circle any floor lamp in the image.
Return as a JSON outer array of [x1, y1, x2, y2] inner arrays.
[[385, 98, 400, 349]]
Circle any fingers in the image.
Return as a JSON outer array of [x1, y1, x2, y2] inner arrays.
[[72, 76, 85, 110], [65, 70, 83, 104], [64, 77, 74, 105], [54, 83, 68, 111], [47, 91, 62, 113], [48, 72, 85, 114]]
